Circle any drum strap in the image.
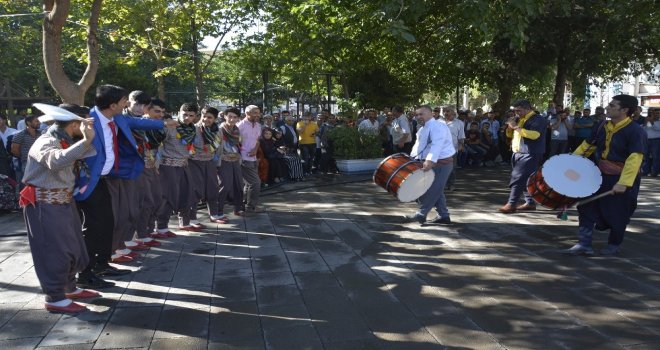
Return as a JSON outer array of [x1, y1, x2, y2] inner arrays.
[[583, 120, 607, 155], [411, 132, 432, 160]]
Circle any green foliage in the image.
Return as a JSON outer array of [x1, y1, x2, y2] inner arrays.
[[327, 125, 382, 159]]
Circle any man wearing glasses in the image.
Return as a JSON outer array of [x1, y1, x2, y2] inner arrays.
[[561, 95, 646, 256], [499, 100, 548, 214]]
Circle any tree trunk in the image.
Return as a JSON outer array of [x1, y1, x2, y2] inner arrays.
[[492, 74, 515, 117], [553, 30, 570, 106], [188, 0, 204, 107], [42, 0, 102, 105], [155, 57, 166, 100]]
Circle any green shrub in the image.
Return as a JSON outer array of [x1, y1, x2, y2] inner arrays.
[[327, 125, 382, 159]]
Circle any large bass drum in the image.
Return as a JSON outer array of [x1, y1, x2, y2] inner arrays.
[[373, 153, 435, 202], [527, 154, 602, 209]]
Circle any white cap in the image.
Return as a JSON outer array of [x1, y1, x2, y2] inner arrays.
[[33, 103, 85, 123]]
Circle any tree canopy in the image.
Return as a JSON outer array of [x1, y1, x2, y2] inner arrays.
[[1, 0, 658, 112]]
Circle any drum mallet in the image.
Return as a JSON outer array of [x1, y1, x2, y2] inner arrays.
[[556, 189, 616, 221]]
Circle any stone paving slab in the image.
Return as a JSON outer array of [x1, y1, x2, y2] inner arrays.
[[0, 170, 658, 349]]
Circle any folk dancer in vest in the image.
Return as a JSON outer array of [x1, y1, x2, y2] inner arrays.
[[404, 105, 456, 225], [106, 90, 157, 265], [156, 103, 197, 234], [499, 100, 548, 213], [182, 106, 224, 226], [561, 95, 647, 256], [137, 98, 169, 240], [21, 104, 97, 314], [217, 108, 244, 219]]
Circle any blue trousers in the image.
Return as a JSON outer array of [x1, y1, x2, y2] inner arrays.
[[642, 138, 660, 175], [577, 175, 640, 247], [508, 153, 542, 205], [417, 162, 453, 219]]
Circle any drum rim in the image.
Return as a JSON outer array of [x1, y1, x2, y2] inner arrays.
[[541, 153, 602, 198], [396, 166, 435, 202]]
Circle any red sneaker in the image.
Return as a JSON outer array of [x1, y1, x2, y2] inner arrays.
[[149, 232, 169, 239], [210, 217, 229, 224], [141, 240, 161, 247], [111, 255, 133, 263], [179, 226, 201, 232], [127, 244, 149, 251], [65, 289, 101, 299], [164, 231, 178, 237], [126, 252, 141, 259], [45, 301, 88, 314]]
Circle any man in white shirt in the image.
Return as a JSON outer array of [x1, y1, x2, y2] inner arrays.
[[405, 105, 456, 225], [358, 109, 379, 134], [390, 106, 412, 153], [0, 114, 18, 147], [441, 106, 464, 191]]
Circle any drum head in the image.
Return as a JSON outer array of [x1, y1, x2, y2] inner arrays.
[[396, 168, 435, 202], [542, 154, 602, 198]]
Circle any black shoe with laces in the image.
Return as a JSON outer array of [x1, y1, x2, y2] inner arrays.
[[76, 273, 115, 289], [92, 264, 131, 277], [403, 213, 425, 224], [426, 216, 451, 225]]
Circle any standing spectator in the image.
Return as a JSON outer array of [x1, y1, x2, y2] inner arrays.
[[407, 111, 418, 146], [573, 108, 594, 148], [549, 110, 571, 156], [0, 114, 18, 152], [592, 106, 606, 123], [498, 110, 514, 164], [499, 100, 547, 213], [391, 106, 412, 154], [643, 108, 660, 176], [632, 106, 645, 126], [319, 114, 337, 173], [237, 105, 263, 213], [260, 128, 287, 184], [11, 115, 41, 189], [357, 109, 379, 134], [379, 114, 394, 156], [441, 106, 464, 191], [296, 111, 318, 175]]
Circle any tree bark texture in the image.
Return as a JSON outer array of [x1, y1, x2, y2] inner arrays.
[[42, 0, 102, 105]]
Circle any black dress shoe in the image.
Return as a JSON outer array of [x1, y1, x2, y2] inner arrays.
[[403, 213, 425, 224], [426, 216, 452, 225], [92, 264, 131, 277], [76, 273, 115, 289]]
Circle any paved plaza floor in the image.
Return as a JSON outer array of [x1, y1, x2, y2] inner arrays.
[[0, 167, 659, 349]]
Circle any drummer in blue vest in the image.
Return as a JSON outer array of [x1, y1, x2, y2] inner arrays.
[[561, 94, 647, 256]]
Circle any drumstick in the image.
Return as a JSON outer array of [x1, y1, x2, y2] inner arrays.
[[556, 189, 615, 221], [576, 189, 616, 207]]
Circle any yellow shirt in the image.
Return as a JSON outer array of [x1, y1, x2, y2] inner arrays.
[[506, 111, 541, 153], [296, 121, 319, 145]]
